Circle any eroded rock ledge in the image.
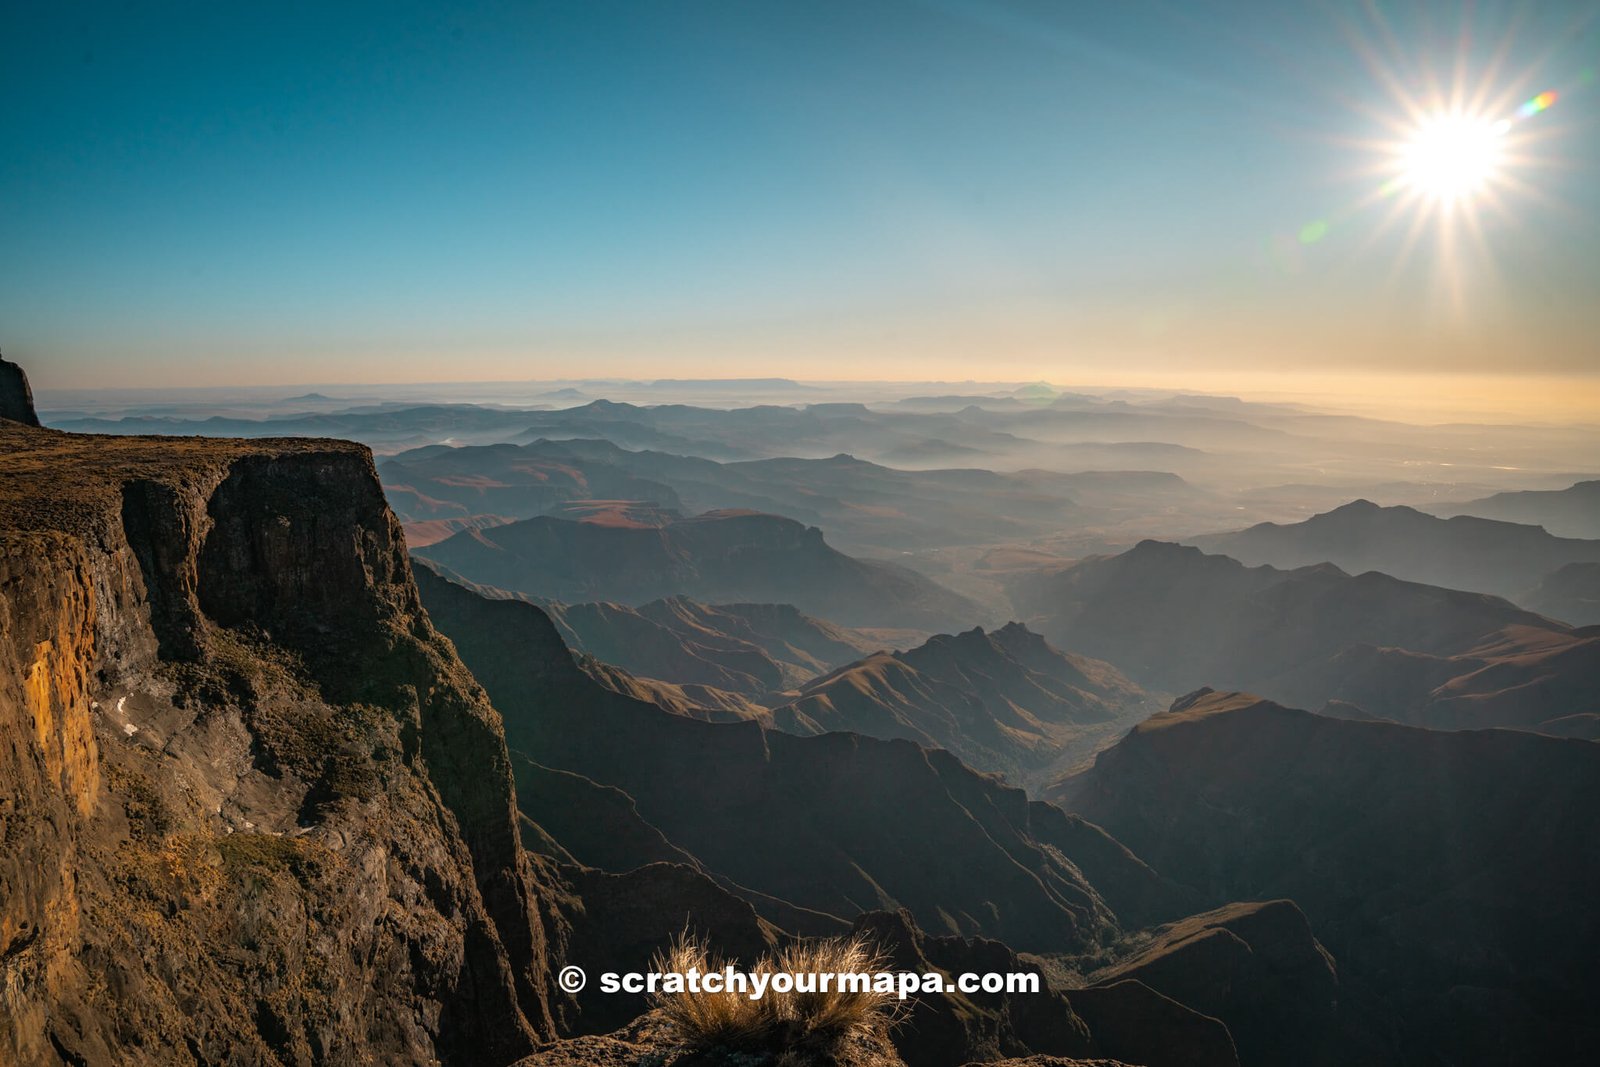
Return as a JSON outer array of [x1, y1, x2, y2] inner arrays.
[[0, 421, 563, 1064]]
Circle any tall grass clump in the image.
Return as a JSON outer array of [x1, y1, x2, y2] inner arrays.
[[649, 932, 767, 1047], [648, 932, 898, 1055], [770, 936, 897, 1041]]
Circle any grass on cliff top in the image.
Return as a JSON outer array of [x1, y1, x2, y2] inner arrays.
[[0, 423, 370, 536], [650, 933, 897, 1059]]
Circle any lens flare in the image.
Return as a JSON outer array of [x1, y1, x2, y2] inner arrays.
[[1397, 112, 1507, 204], [1519, 90, 1558, 116]]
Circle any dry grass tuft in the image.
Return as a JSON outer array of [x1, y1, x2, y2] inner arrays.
[[649, 932, 763, 1047], [770, 936, 897, 1040], [649, 931, 898, 1055]]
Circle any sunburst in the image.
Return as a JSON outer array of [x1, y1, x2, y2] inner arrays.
[[1294, 5, 1579, 312]]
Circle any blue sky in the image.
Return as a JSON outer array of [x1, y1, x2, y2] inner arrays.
[[3, 0, 1597, 390]]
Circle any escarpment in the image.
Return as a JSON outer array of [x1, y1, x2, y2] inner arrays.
[[0, 420, 564, 1064]]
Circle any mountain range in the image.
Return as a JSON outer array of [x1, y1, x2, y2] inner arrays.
[[414, 505, 986, 631], [1189, 498, 1600, 609], [1433, 479, 1600, 539], [381, 436, 1211, 557], [414, 564, 1298, 1063], [1009, 539, 1600, 735], [413, 563, 1178, 951], [54, 387, 1600, 504], [1059, 688, 1600, 1063]]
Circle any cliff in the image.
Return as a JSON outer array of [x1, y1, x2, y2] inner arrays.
[[0, 417, 564, 1064]]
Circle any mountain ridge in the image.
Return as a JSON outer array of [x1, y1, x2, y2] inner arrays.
[[415, 506, 988, 631], [1190, 498, 1600, 602], [1007, 539, 1600, 734], [769, 623, 1147, 780], [1057, 687, 1600, 1063]]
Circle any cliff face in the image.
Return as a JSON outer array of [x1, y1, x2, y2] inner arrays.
[[0, 421, 563, 1065]]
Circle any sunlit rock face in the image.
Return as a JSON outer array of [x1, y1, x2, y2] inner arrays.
[[0, 412, 564, 1065]]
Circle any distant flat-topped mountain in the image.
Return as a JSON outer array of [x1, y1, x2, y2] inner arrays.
[[1057, 688, 1600, 1064], [1189, 498, 1600, 603], [414, 506, 987, 631], [1433, 478, 1600, 539], [1009, 540, 1600, 734], [769, 623, 1147, 780]]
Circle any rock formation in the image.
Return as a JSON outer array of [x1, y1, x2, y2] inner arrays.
[[0, 350, 42, 425], [0, 417, 563, 1063]]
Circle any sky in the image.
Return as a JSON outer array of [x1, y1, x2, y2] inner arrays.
[[4, 0, 1598, 404]]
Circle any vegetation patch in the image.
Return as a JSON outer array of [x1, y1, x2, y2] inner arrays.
[[218, 832, 323, 884], [105, 762, 175, 840], [650, 933, 898, 1061]]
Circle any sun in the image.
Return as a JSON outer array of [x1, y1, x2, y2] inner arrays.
[[1396, 112, 1511, 205], [1281, 5, 1575, 316]]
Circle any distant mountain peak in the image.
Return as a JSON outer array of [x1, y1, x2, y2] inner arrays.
[[774, 621, 1144, 778], [1320, 498, 1430, 521], [579, 398, 639, 412]]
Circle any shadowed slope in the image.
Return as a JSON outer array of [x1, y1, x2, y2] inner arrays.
[[1058, 689, 1600, 1064], [1012, 540, 1599, 733], [770, 624, 1146, 779], [549, 595, 883, 697], [415, 565, 1186, 951]]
